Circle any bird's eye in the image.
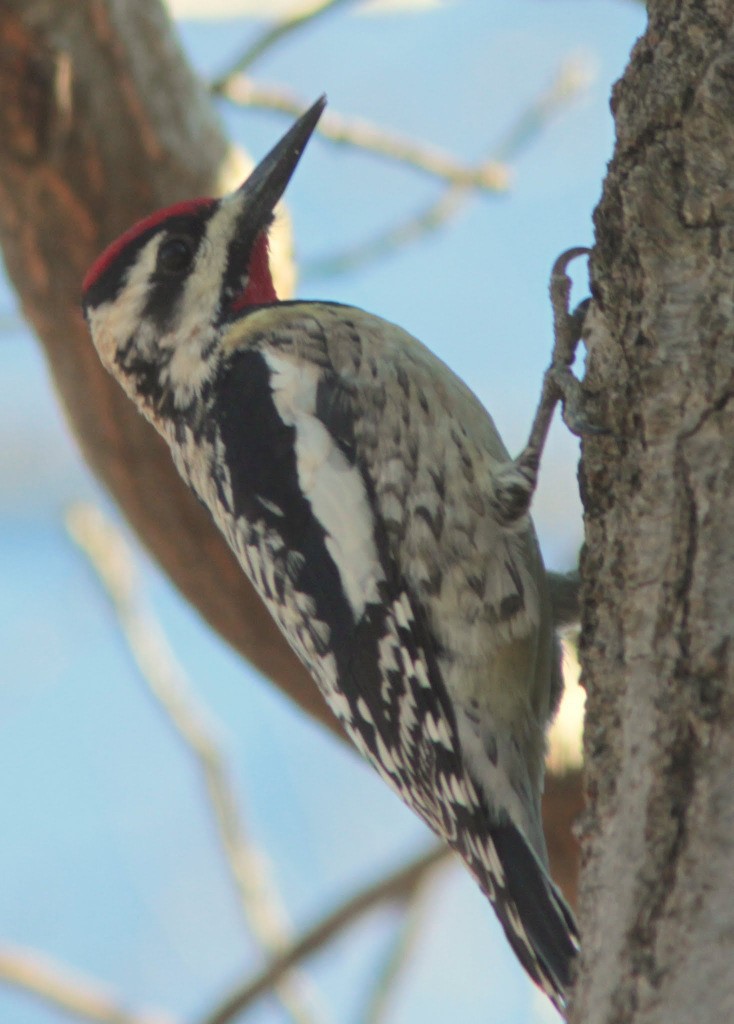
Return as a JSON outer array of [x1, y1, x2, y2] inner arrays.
[[157, 236, 195, 276]]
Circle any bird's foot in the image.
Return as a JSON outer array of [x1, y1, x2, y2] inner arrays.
[[493, 247, 603, 526]]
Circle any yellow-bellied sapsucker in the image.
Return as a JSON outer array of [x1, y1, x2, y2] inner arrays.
[[83, 96, 582, 1014]]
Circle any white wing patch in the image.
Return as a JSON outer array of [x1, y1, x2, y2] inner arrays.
[[263, 350, 384, 620]]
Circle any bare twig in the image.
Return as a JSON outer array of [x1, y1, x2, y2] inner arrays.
[[303, 56, 593, 279], [361, 886, 430, 1024], [65, 503, 326, 1024], [211, 0, 355, 89], [0, 944, 177, 1024], [303, 187, 467, 280], [215, 80, 509, 193], [491, 55, 593, 164], [201, 843, 450, 1024]]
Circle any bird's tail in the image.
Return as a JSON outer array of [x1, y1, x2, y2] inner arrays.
[[452, 812, 578, 1014], [485, 820, 579, 1015]]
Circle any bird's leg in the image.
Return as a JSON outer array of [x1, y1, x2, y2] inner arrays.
[[492, 246, 598, 526]]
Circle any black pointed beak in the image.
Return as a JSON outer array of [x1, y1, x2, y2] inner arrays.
[[233, 95, 326, 226]]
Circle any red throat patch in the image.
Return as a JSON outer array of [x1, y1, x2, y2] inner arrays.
[[229, 232, 277, 311]]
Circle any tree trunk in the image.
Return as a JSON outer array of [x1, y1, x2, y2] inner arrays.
[[575, 3, 734, 1020]]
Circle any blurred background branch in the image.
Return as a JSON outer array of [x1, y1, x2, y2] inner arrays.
[[211, 0, 356, 87], [0, 946, 177, 1024], [201, 844, 448, 1024], [302, 56, 591, 279], [66, 503, 326, 1024], [360, 885, 429, 1024], [216, 79, 510, 192]]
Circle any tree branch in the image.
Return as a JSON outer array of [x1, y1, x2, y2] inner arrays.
[[0, 945, 176, 1024], [211, 0, 355, 87], [216, 80, 508, 192], [361, 887, 428, 1024], [200, 844, 449, 1024]]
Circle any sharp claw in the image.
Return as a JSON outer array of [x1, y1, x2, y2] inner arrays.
[[561, 401, 609, 438], [551, 246, 591, 281]]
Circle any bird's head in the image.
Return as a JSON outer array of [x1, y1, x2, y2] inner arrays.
[[82, 96, 325, 425]]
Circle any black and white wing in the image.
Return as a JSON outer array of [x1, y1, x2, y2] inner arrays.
[[200, 304, 577, 1011]]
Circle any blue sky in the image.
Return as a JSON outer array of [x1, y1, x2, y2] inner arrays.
[[0, 4, 646, 1023]]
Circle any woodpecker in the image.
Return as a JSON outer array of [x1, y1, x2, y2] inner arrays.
[[83, 96, 582, 1013]]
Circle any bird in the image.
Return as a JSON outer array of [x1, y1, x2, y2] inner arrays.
[[82, 95, 580, 1013]]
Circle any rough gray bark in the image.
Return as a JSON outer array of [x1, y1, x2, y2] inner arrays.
[[576, 3, 734, 1021]]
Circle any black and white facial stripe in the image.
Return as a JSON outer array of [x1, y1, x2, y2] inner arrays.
[[83, 199, 278, 421], [83, 204, 216, 315]]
